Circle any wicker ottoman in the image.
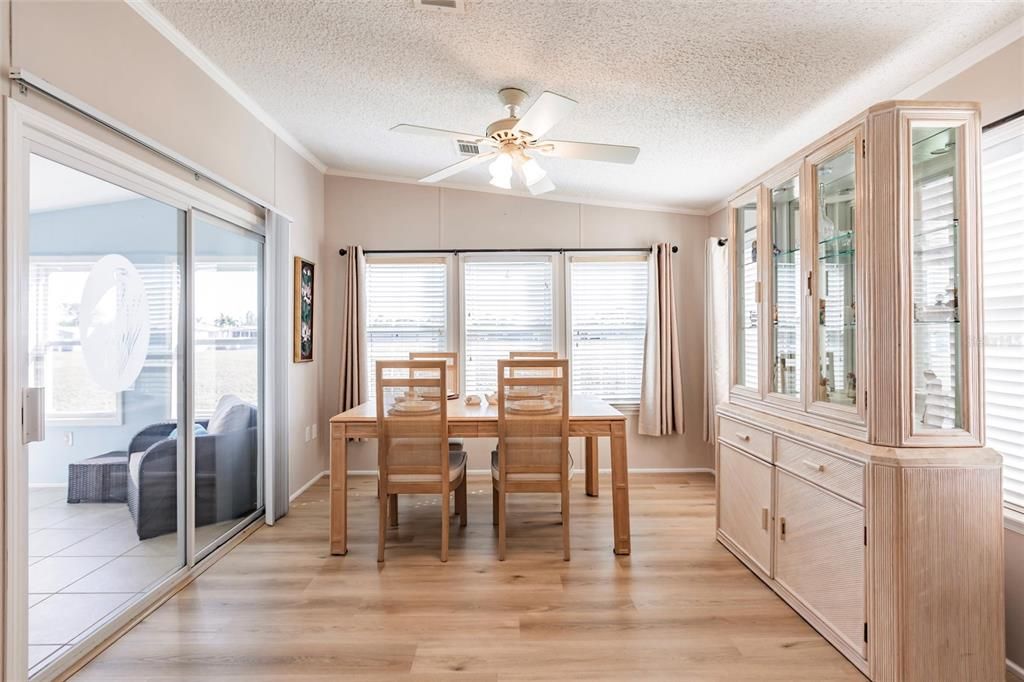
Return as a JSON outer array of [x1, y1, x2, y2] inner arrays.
[[67, 451, 129, 503]]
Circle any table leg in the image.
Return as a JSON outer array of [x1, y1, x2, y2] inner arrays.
[[585, 436, 599, 497], [610, 421, 630, 555], [330, 424, 348, 555]]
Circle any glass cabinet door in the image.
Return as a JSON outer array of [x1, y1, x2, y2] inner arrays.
[[910, 123, 964, 432], [813, 144, 858, 409], [733, 194, 760, 392], [770, 175, 801, 398]]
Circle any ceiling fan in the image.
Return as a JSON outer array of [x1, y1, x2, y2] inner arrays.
[[391, 88, 640, 196]]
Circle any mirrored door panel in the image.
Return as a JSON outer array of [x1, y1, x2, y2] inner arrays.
[[910, 123, 964, 432], [814, 145, 857, 408], [734, 196, 759, 391], [770, 175, 801, 397]]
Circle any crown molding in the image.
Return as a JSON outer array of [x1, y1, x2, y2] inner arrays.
[[896, 15, 1024, 99], [325, 167, 713, 217], [127, 0, 328, 175]]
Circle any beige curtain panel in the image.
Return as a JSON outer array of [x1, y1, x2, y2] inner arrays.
[[639, 242, 685, 436], [703, 238, 730, 443], [339, 245, 367, 412]]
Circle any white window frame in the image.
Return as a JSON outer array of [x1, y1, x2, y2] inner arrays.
[[564, 252, 650, 411], [28, 257, 125, 426], [364, 254, 455, 397], [980, 115, 1024, 519], [459, 252, 564, 396]]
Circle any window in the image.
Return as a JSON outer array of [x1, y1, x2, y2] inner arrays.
[[28, 258, 179, 424], [463, 257, 554, 395], [365, 257, 448, 397], [982, 116, 1024, 513], [569, 256, 648, 405]]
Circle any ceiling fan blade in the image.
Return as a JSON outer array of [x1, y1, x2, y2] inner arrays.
[[391, 124, 482, 140], [419, 152, 497, 183], [512, 92, 577, 139], [539, 140, 640, 164]]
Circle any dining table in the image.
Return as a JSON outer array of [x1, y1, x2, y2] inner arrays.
[[328, 394, 631, 556]]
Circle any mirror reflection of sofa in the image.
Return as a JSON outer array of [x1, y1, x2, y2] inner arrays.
[[127, 395, 258, 540]]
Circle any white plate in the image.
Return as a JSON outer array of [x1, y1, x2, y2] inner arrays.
[[507, 399, 557, 414], [508, 388, 545, 400], [391, 400, 440, 415]]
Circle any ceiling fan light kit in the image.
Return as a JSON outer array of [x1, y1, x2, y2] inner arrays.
[[391, 87, 640, 197]]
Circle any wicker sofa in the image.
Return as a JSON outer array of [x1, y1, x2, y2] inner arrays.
[[126, 397, 258, 540]]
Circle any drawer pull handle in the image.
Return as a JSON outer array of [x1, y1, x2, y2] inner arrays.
[[735, 432, 751, 442], [780, 517, 787, 541], [761, 507, 769, 531], [802, 459, 826, 473]]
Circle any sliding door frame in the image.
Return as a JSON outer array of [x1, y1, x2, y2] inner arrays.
[[3, 100, 275, 681]]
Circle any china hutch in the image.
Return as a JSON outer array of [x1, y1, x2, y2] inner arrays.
[[716, 101, 1004, 681]]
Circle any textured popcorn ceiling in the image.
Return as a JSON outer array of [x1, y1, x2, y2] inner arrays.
[[151, 0, 1022, 212]]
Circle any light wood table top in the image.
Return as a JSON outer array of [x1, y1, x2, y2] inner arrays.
[[330, 394, 626, 423]]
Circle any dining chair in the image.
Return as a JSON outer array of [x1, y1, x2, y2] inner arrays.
[[508, 351, 559, 360], [492, 358, 572, 561], [376, 360, 468, 563], [409, 352, 465, 457]]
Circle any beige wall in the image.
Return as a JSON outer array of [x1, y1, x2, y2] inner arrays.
[[3, 0, 328, 495], [922, 37, 1023, 126], [323, 175, 714, 473]]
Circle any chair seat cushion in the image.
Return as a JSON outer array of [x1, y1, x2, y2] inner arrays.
[[491, 450, 574, 481], [387, 451, 467, 483]]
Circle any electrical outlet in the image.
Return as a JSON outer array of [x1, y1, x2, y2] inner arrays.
[[311, 423, 318, 439], [304, 425, 311, 442], [63, 431, 74, 447]]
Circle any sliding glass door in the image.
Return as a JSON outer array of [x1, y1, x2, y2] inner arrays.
[[191, 213, 264, 558], [10, 140, 267, 679], [24, 153, 188, 674]]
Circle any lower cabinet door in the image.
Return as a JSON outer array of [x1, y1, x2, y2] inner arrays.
[[775, 469, 866, 657], [718, 443, 773, 575]]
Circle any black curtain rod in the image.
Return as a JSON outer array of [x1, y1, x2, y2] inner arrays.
[[338, 246, 677, 256], [982, 107, 1024, 132]]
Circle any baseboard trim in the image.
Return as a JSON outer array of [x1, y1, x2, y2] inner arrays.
[[290, 470, 329, 502], [346, 467, 715, 477], [1008, 658, 1024, 681]]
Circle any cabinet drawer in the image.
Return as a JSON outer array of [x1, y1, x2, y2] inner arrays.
[[776, 437, 864, 505], [775, 469, 865, 658], [718, 443, 773, 575], [719, 417, 772, 462]]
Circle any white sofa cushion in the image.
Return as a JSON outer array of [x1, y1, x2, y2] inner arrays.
[[206, 394, 252, 434]]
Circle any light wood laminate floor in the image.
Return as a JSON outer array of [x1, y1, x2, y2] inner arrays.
[[73, 473, 864, 681]]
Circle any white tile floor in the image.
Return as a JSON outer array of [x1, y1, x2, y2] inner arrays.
[[26, 487, 241, 674]]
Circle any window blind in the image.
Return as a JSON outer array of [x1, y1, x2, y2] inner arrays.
[[365, 258, 448, 398], [569, 257, 648, 404], [982, 118, 1024, 512], [463, 258, 554, 394]]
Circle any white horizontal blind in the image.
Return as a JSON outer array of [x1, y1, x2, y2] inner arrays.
[[982, 118, 1024, 512], [570, 257, 648, 404], [365, 258, 448, 398], [463, 258, 554, 394]]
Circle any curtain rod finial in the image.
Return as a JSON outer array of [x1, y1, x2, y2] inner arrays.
[[672, 245, 678, 253], [339, 248, 348, 256]]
